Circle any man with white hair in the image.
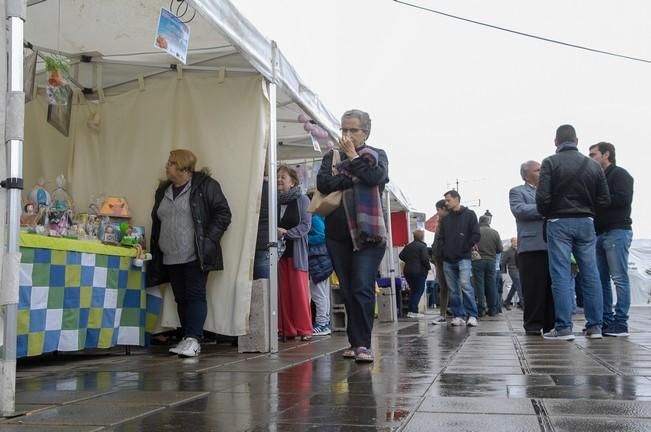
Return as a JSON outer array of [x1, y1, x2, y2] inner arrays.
[[509, 160, 555, 335]]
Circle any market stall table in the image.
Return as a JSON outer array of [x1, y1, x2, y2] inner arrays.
[[17, 233, 161, 357]]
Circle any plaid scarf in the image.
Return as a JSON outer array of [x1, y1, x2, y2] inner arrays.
[[338, 147, 387, 251]]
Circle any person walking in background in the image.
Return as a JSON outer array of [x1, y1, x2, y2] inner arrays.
[[472, 215, 503, 317], [510, 160, 555, 336], [148, 149, 232, 357], [277, 165, 313, 341], [308, 213, 334, 335], [439, 190, 481, 327], [537, 124, 610, 340], [495, 253, 504, 314], [317, 109, 388, 362], [502, 237, 523, 310], [589, 142, 634, 337], [399, 230, 431, 318], [431, 199, 450, 325]]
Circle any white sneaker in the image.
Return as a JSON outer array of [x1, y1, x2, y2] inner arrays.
[[177, 337, 201, 357], [407, 312, 425, 318], [168, 338, 188, 355], [450, 317, 465, 326], [467, 317, 479, 327]]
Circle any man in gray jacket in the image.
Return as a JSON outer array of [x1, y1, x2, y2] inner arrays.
[[509, 160, 555, 335]]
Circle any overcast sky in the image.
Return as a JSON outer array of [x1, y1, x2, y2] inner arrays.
[[232, 0, 651, 240]]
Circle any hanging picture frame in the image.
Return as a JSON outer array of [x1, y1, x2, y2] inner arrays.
[[23, 50, 37, 103], [47, 84, 73, 136]]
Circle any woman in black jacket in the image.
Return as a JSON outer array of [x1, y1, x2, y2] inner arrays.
[[147, 149, 231, 357], [316, 109, 388, 363]]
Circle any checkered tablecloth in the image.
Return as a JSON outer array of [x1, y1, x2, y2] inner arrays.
[[17, 246, 162, 358]]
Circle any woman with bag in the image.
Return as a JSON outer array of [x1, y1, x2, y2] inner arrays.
[[316, 109, 389, 362], [277, 165, 313, 340]]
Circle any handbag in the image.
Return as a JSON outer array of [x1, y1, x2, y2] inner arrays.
[[307, 149, 342, 216], [471, 244, 482, 261]]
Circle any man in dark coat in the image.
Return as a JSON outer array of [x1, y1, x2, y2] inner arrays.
[[399, 229, 431, 318], [537, 125, 610, 341]]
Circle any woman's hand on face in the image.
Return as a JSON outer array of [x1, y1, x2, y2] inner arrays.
[[339, 136, 357, 159], [277, 227, 287, 238]]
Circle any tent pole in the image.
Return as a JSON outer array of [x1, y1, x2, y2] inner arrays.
[[1, 0, 26, 416], [385, 190, 397, 322], [267, 41, 279, 353]]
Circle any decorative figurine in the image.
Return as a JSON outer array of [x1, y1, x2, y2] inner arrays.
[[52, 174, 73, 213], [28, 178, 50, 211], [21, 201, 38, 226]]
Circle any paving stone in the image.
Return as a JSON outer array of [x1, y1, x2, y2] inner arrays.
[[545, 399, 651, 418], [550, 416, 651, 432], [403, 412, 540, 432], [418, 396, 535, 414], [6, 405, 165, 426]]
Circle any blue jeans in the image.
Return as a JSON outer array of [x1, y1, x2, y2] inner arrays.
[[596, 229, 632, 329], [547, 217, 603, 332], [444, 259, 478, 319], [405, 273, 427, 313]]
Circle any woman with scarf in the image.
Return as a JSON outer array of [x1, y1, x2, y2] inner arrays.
[[277, 165, 312, 340], [316, 109, 389, 362]]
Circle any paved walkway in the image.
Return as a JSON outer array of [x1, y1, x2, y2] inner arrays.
[[2, 307, 651, 431]]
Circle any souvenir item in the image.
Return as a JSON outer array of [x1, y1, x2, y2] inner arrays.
[[21, 201, 39, 226], [102, 224, 118, 244], [52, 174, 73, 212], [99, 196, 130, 218], [28, 178, 50, 211]]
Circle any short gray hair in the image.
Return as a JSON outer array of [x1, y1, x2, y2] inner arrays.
[[342, 109, 371, 138], [520, 160, 537, 181]]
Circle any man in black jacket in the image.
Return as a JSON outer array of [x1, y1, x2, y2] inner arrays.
[[536, 125, 610, 341], [439, 190, 480, 326], [589, 142, 634, 337], [399, 230, 431, 318]]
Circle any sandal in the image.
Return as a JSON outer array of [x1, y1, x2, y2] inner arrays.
[[342, 347, 356, 359], [354, 347, 374, 363], [300, 335, 312, 341]]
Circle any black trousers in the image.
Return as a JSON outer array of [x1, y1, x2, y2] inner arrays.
[[166, 260, 209, 339], [327, 238, 385, 348], [518, 251, 555, 333]]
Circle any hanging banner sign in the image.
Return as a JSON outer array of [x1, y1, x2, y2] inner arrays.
[[154, 8, 190, 64]]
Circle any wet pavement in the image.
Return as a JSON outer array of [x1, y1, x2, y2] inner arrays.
[[2, 306, 651, 431]]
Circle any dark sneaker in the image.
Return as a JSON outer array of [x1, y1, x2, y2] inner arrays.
[[312, 323, 332, 336], [502, 302, 512, 311], [582, 327, 603, 339], [604, 324, 629, 337], [543, 328, 575, 341]]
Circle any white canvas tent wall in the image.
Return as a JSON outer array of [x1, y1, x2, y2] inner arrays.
[[2, 0, 339, 414], [627, 239, 651, 305]]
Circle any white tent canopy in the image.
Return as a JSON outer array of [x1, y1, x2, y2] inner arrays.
[[25, 0, 339, 160], [17, 0, 342, 338], [629, 239, 651, 305]]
